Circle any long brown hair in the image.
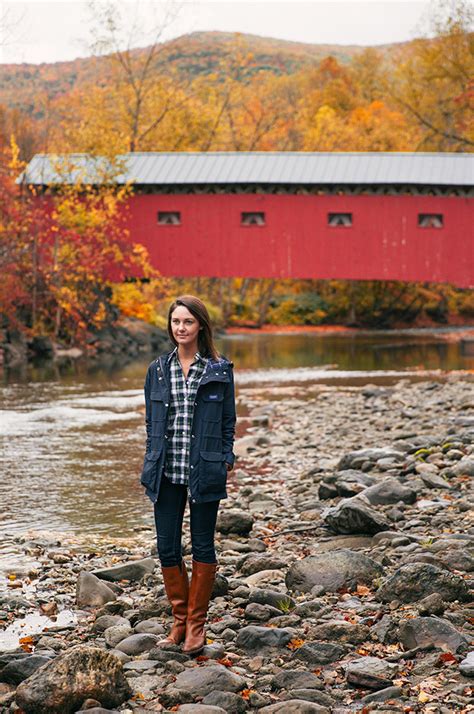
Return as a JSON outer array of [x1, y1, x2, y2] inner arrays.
[[167, 295, 219, 360]]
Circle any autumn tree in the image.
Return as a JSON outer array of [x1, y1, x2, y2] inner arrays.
[[389, 0, 474, 150]]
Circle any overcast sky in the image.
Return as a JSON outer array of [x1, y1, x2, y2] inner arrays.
[[1, 0, 432, 65]]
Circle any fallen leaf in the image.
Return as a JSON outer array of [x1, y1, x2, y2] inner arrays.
[[287, 638, 305, 650]]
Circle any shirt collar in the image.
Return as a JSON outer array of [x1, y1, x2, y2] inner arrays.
[[167, 347, 207, 365]]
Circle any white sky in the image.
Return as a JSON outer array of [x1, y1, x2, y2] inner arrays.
[[1, 0, 432, 65]]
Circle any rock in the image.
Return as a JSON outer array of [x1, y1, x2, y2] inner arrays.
[[92, 558, 156, 582], [134, 617, 166, 635], [284, 690, 335, 707], [419, 472, 451, 489], [459, 651, 474, 677], [76, 572, 117, 608], [363, 478, 417, 505], [217, 510, 254, 535], [416, 593, 445, 615], [15, 645, 131, 714], [292, 642, 347, 665], [239, 554, 287, 575], [285, 549, 383, 594], [323, 496, 390, 534], [450, 457, 474, 476], [310, 620, 370, 644], [245, 603, 282, 621], [173, 664, 246, 697], [360, 685, 403, 703], [259, 700, 329, 713], [338, 448, 405, 471], [376, 563, 470, 604], [114, 633, 159, 655], [201, 690, 248, 713], [334, 470, 376, 497], [272, 670, 322, 691], [91, 615, 130, 633], [236, 626, 296, 650], [104, 624, 134, 648], [345, 656, 398, 690], [177, 706, 227, 714], [0, 655, 52, 684], [248, 588, 296, 612], [398, 616, 469, 653]]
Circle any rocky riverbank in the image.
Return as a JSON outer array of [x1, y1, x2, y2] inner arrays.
[[1, 375, 473, 713]]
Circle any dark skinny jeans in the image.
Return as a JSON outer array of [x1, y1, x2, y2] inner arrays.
[[153, 474, 220, 567]]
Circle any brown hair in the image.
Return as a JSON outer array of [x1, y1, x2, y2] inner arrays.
[[167, 295, 219, 360]]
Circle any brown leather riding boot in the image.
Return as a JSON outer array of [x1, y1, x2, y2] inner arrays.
[[182, 559, 217, 655], [160, 560, 189, 645]]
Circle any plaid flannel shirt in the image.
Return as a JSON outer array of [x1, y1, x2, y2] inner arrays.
[[163, 347, 207, 486]]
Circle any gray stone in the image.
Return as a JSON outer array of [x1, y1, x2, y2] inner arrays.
[[91, 615, 130, 633], [286, 549, 383, 594], [217, 510, 254, 535], [292, 642, 347, 665], [272, 669, 322, 691], [450, 457, 474, 476], [398, 616, 469, 653], [311, 619, 370, 644], [245, 603, 282, 622], [133, 617, 166, 635], [15, 645, 131, 714], [178, 706, 227, 714], [0, 655, 52, 684], [236, 626, 296, 650], [239, 554, 287, 575], [103, 624, 134, 648], [76, 572, 117, 608], [259, 700, 329, 713], [334, 470, 376, 497], [91, 558, 155, 582], [249, 588, 295, 612], [363, 478, 417, 505], [173, 664, 246, 697], [360, 685, 404, 703], [376, 563, 470, 604], [114, 633, 159, 655], [345, 656, 398, 690], [323, 496, 390, 535], [338, 448, 405, 471], [459, 651, 474, 677], [201, 690, 248, 713]]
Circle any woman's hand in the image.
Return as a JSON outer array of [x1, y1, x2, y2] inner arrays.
[[226, 462, 234, 472]]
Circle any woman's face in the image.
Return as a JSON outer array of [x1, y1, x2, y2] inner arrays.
[[170, 305, 201, 349]]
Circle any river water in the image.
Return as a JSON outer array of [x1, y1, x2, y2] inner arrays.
[[1, 329, 473, 574]]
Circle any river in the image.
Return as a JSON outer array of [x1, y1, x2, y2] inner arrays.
[[1, 329, 473, 574]]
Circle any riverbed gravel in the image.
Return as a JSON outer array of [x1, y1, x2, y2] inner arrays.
[[1, 375, 473, 713]]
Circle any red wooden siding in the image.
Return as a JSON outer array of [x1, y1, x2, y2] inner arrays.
[[125, 193, 473, 287]]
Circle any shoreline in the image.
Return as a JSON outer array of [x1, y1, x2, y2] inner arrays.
[[226, 324, 474, 342]]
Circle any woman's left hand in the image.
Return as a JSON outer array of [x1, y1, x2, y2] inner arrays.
[[226, 462, 234, 472]]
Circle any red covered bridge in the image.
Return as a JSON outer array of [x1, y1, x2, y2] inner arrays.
[[20, 152, 474, 287]]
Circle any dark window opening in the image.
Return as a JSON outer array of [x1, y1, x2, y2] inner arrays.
[[418, 213, 443, 228], [241, 211, 265, 226], [328, 212, 352, 227], [158, 211, 181, 225]]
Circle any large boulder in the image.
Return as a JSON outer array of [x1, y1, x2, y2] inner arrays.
[[92, 558, 156, 582], [286, 549, 383, 595], [15, 646, 131, 714], [376, 563, 470, 604]]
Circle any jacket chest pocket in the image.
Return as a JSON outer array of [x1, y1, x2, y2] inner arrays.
[[200, 391, 224, 422], [150, 390, 168, 422]]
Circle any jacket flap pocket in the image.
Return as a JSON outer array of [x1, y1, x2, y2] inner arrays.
[[200, 450, 225, 462], [150, 390, 165, 401], [202, 392, 223, 402]]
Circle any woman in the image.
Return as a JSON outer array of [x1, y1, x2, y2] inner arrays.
[[140, 295, 236, 655]]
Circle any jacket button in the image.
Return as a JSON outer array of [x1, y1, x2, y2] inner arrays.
[[165, 403, 169, 407], [191, 434, 195, 438], [190, 465, 194, 469], [192, 499, 196, 503], [159, 377, 162, 380]]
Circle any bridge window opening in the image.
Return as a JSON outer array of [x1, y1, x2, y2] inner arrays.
[[241, 211, 265, 226], [328, 212, 352, 227], [158, 211, 181, 225], [418, 213, 443, 228]]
